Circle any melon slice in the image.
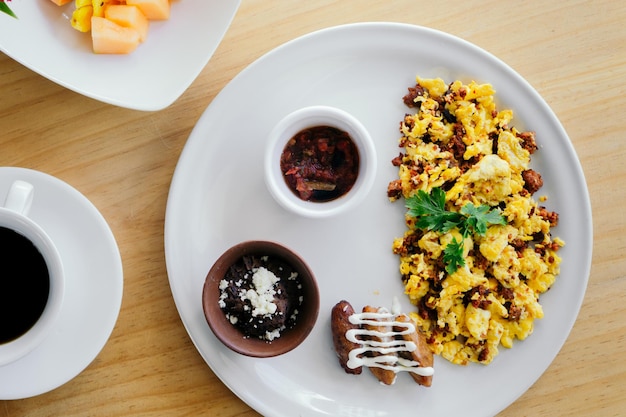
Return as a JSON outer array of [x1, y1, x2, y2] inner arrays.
[[91, 16, 140, 54], [125, 0, 169, 20], [105, 5, 149, 42], [92, 0, 117, 17], [49, 0, 73, 5]]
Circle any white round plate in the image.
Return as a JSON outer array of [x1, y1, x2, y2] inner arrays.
[[165, 23, 592, 417], [0, 1, 240, 111], [0, 167, 123, 400]]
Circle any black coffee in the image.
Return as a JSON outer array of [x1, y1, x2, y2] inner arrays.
[[0, 226, 50, 344]]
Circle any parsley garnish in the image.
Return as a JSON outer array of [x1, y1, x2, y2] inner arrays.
[[407, 187, 463, 233], [458, 203, 507, 237], [405, 187, 506, 273], [442, 238, 466, 274]]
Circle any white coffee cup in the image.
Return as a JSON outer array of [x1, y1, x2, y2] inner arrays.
[[0, 180, 64, 366]]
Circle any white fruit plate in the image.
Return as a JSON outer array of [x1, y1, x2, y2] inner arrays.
[[0, 0, 240, 111]]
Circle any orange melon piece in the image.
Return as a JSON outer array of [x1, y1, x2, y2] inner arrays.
[[105, 5, 149, 42], [49, 0, 73, 5], [91, 16, 140, 54], [92, 0, 117, 17], [125, 0, 169, 20]]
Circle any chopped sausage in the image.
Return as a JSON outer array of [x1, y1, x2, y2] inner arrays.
[[537, 206, 559, 227], [517, 131, 538, 154], [402, 84, 426, 107], [522, 169, 543, 194], [391, 153, 404, 167], [387, 179, 403, 200]]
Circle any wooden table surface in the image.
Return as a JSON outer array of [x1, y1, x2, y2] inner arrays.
[[1, 1, 624, 416]]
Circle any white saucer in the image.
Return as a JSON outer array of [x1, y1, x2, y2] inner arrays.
[[0, 167, 123, 400]]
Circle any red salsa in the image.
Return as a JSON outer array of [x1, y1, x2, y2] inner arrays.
[[280, 126, 360, 202]]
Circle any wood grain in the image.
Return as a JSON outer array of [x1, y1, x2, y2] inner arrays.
[[1, 1, 625, 416]]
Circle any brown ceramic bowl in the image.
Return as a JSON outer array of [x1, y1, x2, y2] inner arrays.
[[202, 240, 320, 357]]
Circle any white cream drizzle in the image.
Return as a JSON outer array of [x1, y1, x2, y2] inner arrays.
[[345, 301, 434, 377]]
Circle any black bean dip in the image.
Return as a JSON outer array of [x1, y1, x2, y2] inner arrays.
[[218, 254, 303, 341]]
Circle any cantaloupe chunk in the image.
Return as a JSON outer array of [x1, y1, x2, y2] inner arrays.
[[125, 0, 169, 20], [92, 0, 117, 17], [49, 0, 73, 5], [91, 16, 140, 54], [105, 5, 149, 42]]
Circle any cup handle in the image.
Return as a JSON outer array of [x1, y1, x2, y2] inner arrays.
[[4, 180, 34, 216]]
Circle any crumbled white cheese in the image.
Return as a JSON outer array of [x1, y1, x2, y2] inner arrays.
[[245, 267, 279, 317], [265, 328, 282, 341], [218, 280, 228, 308]]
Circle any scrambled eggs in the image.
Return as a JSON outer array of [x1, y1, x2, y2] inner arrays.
[[388, 77, 564, 365]]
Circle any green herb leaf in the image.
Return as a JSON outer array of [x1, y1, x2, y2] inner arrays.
[[406, 188, 463, 233], [405, 188, 445, 218], [459, 203, 507, 236], [0, 3, 17, 19], [443, 238, 465, 274], [405, 187, 507, 274]]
